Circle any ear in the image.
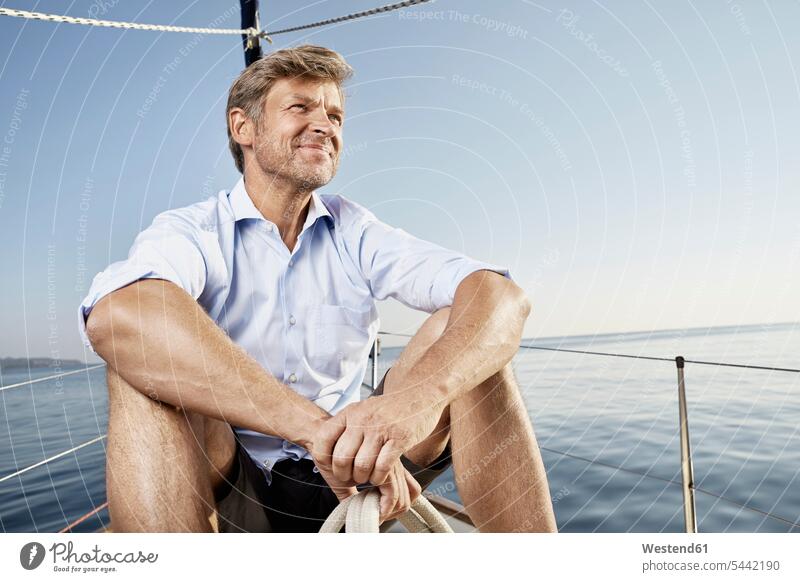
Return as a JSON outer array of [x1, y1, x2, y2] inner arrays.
[[228, 107, 256, 147]]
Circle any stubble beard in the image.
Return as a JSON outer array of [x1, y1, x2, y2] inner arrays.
[[253, 131, 338, 193]]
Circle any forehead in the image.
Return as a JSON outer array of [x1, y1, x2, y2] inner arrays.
[[266, 77, 343, 107]]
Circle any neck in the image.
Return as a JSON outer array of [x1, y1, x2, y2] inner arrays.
[[242, 166, 312, 249]]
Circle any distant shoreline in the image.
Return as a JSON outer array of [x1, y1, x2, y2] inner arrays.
[[522, 320, 798, 345], [0, 357, 86, 371]]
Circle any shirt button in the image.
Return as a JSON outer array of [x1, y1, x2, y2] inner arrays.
[[288, 260, 294, 268], [289, 315, 296, 326], [288, 373, 297, 383]]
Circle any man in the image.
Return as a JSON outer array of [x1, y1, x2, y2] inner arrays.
[[80, 45, 556, 533]]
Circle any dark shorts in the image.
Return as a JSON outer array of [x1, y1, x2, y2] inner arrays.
[[213, 368, 452, 532]]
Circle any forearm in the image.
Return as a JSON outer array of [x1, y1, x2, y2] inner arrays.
[[403, 270, 530, 404], [86, 278, 327, 449]]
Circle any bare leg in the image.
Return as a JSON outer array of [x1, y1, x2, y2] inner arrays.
[[449, 365, 556, 532], [381, 308, 556, 532], [105, 367, 236, 532]]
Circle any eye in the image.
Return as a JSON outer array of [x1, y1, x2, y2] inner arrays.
[[329, 114, 342, 124], [290, 103, 307, 111]]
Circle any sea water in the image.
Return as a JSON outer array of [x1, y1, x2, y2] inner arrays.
[[1, 322, 797, 532]]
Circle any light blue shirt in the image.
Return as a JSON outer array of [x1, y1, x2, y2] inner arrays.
[[79, 177, 510, 479]]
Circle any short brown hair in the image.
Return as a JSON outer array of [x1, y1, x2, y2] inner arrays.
[[226, 45, 353, 173]]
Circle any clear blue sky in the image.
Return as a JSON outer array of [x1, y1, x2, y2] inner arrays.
[[1, 0, 798, 360]]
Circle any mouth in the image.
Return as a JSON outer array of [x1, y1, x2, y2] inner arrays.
[[298, 143, 331, 154], [297, 144, 332, 157]]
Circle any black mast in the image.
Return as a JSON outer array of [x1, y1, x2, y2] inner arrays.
[[240, 0, 262, 67]]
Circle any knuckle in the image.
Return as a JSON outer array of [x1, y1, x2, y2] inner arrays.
[[370, 473, 388, 486], [390, 427, 412, 444], [354, 457, 373, 469]]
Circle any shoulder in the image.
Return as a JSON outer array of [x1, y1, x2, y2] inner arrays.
[[145, 192, 231, 239], [318, 192, 379, 232]]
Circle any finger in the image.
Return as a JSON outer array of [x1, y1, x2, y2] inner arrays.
[[398, 464, 411, 519], [331, 485, 358, 502], [405, 468, 422, 504], [384, 463, 410, 522], [369, 439, 402, 487], [331, 427, 363, 484], [378, 469, 400, 522], [352, 434, 382, 484], [312, 416, 347, 471], [315, 463, 359, 502]]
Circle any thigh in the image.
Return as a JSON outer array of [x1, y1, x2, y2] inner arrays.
[[106, 367, 216, 531]]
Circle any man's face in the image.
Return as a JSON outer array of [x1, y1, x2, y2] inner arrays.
[[250, 77, 344, 191]]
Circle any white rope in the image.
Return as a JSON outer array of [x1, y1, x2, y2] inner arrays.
[[0, 435, 106, 484], [319, 489, 454, 533], [0, 363, 106, 393], [0, 7, 258, 37]]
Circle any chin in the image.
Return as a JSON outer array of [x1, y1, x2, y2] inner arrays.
[[292, 163, 334, 188], [294, 171, 332, 190]]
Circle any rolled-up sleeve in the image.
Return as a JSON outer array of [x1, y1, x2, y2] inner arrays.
[[356, 215, 512, 313], [78, 213, 207, 350]]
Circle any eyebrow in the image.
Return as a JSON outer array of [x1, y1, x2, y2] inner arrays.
[[286, 93, 344, 116]]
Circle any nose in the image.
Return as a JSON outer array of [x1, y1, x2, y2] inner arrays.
[[307, 105, 337, 137]]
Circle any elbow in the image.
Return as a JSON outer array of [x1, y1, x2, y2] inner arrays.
[[506, 280, 532, 321], [85, 298, 116, 357], [85, 289, 139, 357], [517, 288, 532, 320]]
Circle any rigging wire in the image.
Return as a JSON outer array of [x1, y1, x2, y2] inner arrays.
[[262, 0, 434, 37], [377, 331, 800, 374], [0, 0, 435, 45]]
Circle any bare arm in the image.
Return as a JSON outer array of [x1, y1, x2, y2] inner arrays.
[[400, 268, 531, 404], [86, 278, 327, 449], [313, 269, 531, 485]]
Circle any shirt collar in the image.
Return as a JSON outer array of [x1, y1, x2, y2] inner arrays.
[[229, 177, 333, 229]]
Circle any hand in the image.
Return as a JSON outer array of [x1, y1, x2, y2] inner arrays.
[[377, 461, 422, 523], [314, 463, 357, 502], [311, 387, 445, 488], [315, 457, 422, 522]]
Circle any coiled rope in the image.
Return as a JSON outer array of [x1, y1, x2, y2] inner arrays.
[[319, 489, 454, 533]]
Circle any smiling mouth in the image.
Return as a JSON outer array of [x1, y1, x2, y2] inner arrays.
[[298, 144, 332, 157]]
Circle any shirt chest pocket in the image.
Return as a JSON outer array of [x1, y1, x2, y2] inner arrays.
[[309, 304, 373, 377]]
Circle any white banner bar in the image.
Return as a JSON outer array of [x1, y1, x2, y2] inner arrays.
[[1, 533, 797, 581]]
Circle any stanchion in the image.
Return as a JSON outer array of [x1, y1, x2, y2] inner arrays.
[[676, 356, 698, 533]]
